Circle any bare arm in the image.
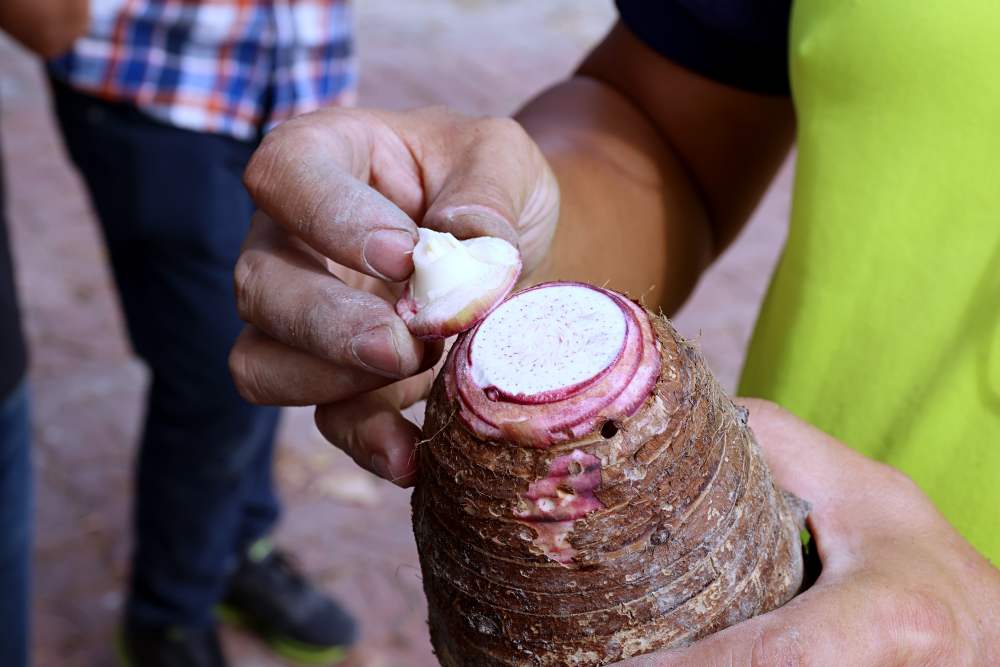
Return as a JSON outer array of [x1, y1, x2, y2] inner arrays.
[[522, 22, 794, 313], [229, 21, 796, 483], [0, 0, 88, 58]]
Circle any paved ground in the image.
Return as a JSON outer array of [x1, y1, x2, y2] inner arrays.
[[0, 2, 792, 666]]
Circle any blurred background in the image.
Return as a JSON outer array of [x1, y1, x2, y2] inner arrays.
[[0, 1, 791, 665]]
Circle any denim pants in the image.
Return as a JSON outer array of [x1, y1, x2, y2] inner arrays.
[[0, 381, 30, 667], [51, 81, 281, 628]]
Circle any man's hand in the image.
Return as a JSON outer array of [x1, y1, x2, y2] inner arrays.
[[618, 399, 1000, 667], [230, 107, 559, 485], [230, 21, 796, 488]]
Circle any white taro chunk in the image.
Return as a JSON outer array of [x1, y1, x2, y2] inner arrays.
[[396, 228, 522, 340]]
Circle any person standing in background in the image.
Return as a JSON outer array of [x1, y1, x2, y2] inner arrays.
[[1, 3, 89, 666], [47, 3, 358, 665]]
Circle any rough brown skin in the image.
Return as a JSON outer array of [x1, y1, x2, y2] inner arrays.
[[413, 305, 807, 667]]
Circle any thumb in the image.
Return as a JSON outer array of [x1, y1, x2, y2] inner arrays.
[[419, 117, 559, 272], [618, 583, 896, 667], [737, 397, 877, 511]]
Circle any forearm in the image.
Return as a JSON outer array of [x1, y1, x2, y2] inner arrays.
[[517, 76, 712, 315], [517, 22, 795, 314], [0, 0, 88, 58]]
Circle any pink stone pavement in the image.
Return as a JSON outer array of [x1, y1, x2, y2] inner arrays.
[[0, 2, 792, 665]]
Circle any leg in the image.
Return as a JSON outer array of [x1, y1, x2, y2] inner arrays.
[[0, 381, 31, 667], [233, 421, 280, 552], [50, 82, 280, 628]]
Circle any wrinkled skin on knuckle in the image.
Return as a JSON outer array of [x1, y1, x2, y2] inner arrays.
[[244, 109, 364, 205], [463, 117, 548, 218], [287, 296, 336, 358], [874, 588, 962, 666], [243, 127, 288, 204], [233, 250, 265, 323], [314, 108, 377, 173], [749, 626, 807, 667], [228, 343, 268, 405], [295, 182, 343, 243]]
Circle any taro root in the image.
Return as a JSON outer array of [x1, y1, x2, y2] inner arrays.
[[412, 281, 807, 666]]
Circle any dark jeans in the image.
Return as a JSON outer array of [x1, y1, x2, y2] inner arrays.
[[0, 380, 30, 667], [51, 81, 280, 628]]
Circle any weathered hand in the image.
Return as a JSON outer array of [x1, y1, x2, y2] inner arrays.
[[229, 107, 559, 486], [618, 398, 1000, 666]]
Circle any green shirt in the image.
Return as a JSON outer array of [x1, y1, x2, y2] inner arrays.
[[740, 0, 1000, 561]]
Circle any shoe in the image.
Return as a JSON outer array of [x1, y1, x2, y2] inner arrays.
[[218, 539, 357, 665], [117, 621, 227, 667]]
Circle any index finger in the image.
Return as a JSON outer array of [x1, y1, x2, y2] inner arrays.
[[244, 110, 420, 282], [735, 398, 909, 570], [736, 398, 874, 507]]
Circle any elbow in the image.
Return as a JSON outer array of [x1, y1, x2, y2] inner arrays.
[[28, 33, 74, 59], [23, 5, 89, 58], [37, 22, 88, 58]]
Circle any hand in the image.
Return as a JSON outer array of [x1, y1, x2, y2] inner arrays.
[[229, 107, 559, 486], [617, 399, 1000, 666]]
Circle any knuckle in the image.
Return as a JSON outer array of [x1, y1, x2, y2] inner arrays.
[[477, 115, 527, 142], [750, 626, 806, 667], [244, 115, 337, 202], [232, 251, 265, 320], [876, 589, 959, 664], [416, 104, 459, 123], [243, 131, 284, 202], [300, 184, 344, 242], [228, 345, 267, 404], [868, 463, 932, 516], [288, 296, 330, 355], [880, 463, 921, 494]]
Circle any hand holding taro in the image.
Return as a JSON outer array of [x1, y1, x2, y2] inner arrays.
[[229, 107, 558, 486], [230, 106, 1000, 667]]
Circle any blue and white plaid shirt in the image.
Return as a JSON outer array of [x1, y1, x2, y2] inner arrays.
[[50, 0, 356, 140]]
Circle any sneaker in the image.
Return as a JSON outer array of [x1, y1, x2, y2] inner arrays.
[[117, 621, 227, 667], [218, 539, 357, 665]]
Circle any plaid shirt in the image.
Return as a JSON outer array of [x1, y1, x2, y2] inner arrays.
[[49, 0, 356, 140]]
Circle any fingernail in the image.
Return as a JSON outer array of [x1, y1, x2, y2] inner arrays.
[[351, 325, 404, 378], [363, 229, 415, 282]]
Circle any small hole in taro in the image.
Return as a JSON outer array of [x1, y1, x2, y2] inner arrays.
[[601, 421, 619, 439]]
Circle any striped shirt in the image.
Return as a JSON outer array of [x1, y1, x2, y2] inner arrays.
[[49, 0, 356, 140]]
